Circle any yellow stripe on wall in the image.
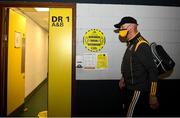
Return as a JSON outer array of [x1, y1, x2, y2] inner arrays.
[[48, 8, 72, 117]]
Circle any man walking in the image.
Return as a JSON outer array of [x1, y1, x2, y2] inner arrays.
[[114, 16, 159, 117]]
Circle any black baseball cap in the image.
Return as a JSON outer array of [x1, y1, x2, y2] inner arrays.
[[114, 16, 138, 28]]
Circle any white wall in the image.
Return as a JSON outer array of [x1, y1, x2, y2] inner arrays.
[[25, 16, 48, 97], [76, 4, 180, 80]]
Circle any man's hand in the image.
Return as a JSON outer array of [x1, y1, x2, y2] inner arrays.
[[119, 78, 125, 89], [149, 96, 159, 109]]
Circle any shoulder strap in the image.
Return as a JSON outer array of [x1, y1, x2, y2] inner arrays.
[[135, 40, 149, 52]]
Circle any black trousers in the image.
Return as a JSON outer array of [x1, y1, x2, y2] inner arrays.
[[121, 88, 157, 117]]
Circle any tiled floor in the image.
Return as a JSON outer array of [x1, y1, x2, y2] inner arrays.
[[18, 80, 48, 117]]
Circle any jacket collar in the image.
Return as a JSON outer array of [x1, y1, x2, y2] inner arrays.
[[129, 32, 141, 45]]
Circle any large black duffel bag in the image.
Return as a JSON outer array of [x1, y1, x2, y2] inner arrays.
[[150, 42, 175, 75]]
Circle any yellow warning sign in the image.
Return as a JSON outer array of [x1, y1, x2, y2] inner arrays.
[[96, 53, 108, 69], [83, 29, 105, 52]]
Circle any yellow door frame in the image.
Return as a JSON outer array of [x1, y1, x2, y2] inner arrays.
[[0, 2, 76, 117]]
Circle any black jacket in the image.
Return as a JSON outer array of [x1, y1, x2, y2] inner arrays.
[[121, 32, 158, 92]]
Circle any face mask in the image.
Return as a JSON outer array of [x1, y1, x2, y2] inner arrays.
[[119, 29, 128, 38]]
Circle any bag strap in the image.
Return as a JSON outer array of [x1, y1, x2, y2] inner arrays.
[[135, 40, 149, 52]]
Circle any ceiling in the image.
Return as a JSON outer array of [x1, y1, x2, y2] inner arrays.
[[19, 8, 49, 31]]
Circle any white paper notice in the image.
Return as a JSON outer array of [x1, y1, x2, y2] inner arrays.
[[83, 53, 96, 69], [76, 55, 84, 68], [14, 32, 21, 48]]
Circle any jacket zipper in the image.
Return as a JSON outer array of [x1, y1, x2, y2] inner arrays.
[[130, 54, 134, 85]]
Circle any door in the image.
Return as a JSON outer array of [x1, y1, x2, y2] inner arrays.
[[0, 2, 75, 117], [7, 9, 26, 115]]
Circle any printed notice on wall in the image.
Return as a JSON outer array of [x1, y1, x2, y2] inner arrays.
[[83, 53, 96, 69], [83, 29, 105, 52], [96, 53, 108, 69], [76, 55, 84, 68], [14, 32, 21, 48], [80, 53, 108, 70]]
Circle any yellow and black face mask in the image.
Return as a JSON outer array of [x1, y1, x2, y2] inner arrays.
[[119, 29, 128, 38]]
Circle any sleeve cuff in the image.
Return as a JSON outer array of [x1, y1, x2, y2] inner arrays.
[[150, 82, 157, 96]]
